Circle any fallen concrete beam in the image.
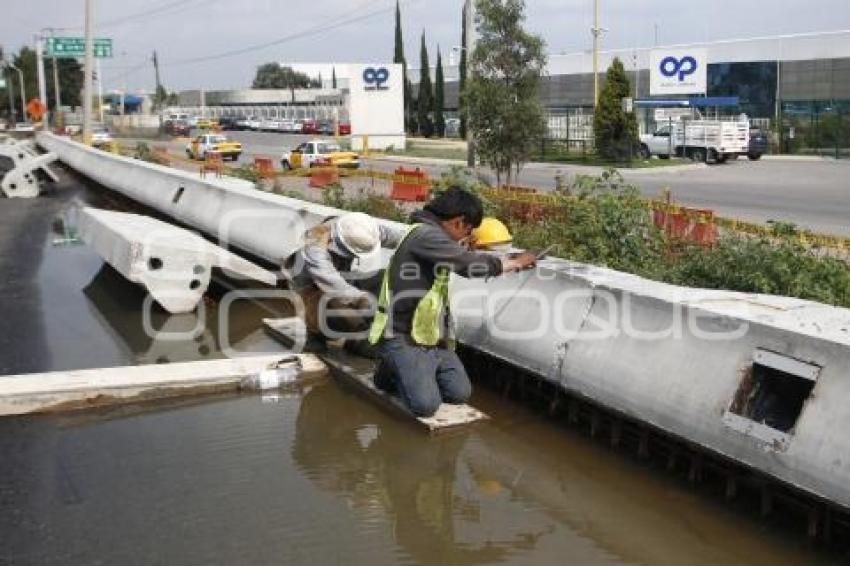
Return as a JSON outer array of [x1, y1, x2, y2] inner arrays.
[[0, 354, 327, 416], [78, 207, 278, 313], [0, 140, 59, 198]]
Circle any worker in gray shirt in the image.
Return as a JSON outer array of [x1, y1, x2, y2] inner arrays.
[[368, 188, 536, 416], [284, 212, 404, 348]]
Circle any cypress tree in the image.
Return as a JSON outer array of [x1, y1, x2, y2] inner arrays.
[[393, 0, 412, 133], [593, 57, 639, 160], [459, 4, 468, 139], [417, 33, 433, 137], [434, 47, 446, 137], [331, 67, 337, 89]]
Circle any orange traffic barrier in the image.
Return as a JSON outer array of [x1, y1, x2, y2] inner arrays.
[[653, 204, 717, 246], [200, 153, 223, 179], [390, 167, 430, 201], [308, 159, 340, 188], [254, 157, 275, 180]]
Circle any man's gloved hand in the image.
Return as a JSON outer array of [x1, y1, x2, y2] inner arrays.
[[502, 251, 537, 273]]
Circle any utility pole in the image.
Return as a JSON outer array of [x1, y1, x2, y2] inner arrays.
[[82, 0, 95, 144], [36, 34, 48, 126], [464, 0, 475, 168], [152, 50, 163, 106], [591, 0, 602, 107], [53, 56, 61, 118]]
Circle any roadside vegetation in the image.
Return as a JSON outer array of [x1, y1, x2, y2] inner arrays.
[[319, 167, 850, 308]]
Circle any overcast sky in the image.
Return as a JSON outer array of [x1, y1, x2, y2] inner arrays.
[[2, 0, 849, 93]]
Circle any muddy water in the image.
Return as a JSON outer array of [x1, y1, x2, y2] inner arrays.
[[0, 384, 833, 565], [0, 171, 289, 375], [0, 173, 839, 564]]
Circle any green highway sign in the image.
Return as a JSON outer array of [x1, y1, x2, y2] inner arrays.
[[46, 37, 113, 59]]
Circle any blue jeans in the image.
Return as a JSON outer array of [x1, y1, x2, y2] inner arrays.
[[374, 337, 472, 417]]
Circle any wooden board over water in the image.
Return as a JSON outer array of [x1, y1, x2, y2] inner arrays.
[[263, 318, 488, 433]]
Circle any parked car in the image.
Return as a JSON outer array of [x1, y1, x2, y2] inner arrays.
[[218, 116, 239, 130], [165, 120, 191, 136], [265, 119, 286, 132], [317, 120, 334, 135], [301, 120, 318, 134], [90, 126, 113, 148], [747, 128, 769, 160], [338, 122, 351, 135], [186, 133, 242, 161], [281, 139, 360, 169], [289, 120, 304, 133]]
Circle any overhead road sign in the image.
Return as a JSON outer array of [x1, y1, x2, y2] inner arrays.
[[46, 37, 113, 59]]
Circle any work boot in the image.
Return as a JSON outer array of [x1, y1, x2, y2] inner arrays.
[[372, 360, 397, 394], [343, 339, 377, 359], [303, 332, 328, 353]]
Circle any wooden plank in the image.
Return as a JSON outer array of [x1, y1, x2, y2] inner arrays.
[[264, 318, 489, 434]]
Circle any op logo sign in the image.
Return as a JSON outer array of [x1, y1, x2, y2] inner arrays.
[[363, 67, 390, 91], [650, 49, 707, 95]]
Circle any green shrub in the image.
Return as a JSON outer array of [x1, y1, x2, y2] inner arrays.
[[316, 168, 850, 308]]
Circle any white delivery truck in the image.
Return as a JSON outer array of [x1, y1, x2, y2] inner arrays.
[[639, 118, 750, 163]]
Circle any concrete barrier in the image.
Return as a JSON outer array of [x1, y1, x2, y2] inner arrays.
[[37, 131, 850, 510], [0, 138, 58, 198], [78, 207, 277, 313], [0, 354, 327, 416]]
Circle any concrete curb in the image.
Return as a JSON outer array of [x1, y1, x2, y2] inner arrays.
[[369, 154, 707, 176], [761, 154, 838, 162], [0, 355, 327, 416]]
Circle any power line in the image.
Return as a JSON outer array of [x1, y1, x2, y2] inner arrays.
[[163, 0, 417, 68], [53, 0, 216, 31], [98, 0, 213, 29]]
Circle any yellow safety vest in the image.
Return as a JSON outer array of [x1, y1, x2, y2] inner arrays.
[[368, 224, 453, 348]]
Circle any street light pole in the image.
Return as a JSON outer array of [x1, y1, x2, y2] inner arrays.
[[82, 0, 95, 144], [592, 0, 601, 107], [464, 0, 475, 168]]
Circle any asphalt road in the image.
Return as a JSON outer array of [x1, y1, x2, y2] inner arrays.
[[140, 130, 850, 236]]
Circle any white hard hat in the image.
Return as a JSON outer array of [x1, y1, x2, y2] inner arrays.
[[329, 212, 381, 258]]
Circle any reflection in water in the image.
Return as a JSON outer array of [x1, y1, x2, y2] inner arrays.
[[82, 264, 217, 365], [292, 384, 569, 564]]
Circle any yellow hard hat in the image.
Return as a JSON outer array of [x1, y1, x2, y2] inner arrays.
[[472, 217, 512, 248]]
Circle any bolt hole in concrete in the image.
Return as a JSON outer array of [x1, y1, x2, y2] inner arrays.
[[193, 264, 205, 275], [190, 279, 202, 290], [172, 186, 185, 204], [148, 257, 164, 271]]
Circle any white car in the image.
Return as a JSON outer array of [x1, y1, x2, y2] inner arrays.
[[281, 139, 360, 169], [260, 119, 281, 132], [91, 127, 113, 148]]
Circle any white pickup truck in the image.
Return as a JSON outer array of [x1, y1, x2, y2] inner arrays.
[[639, 119, 750, 163]]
